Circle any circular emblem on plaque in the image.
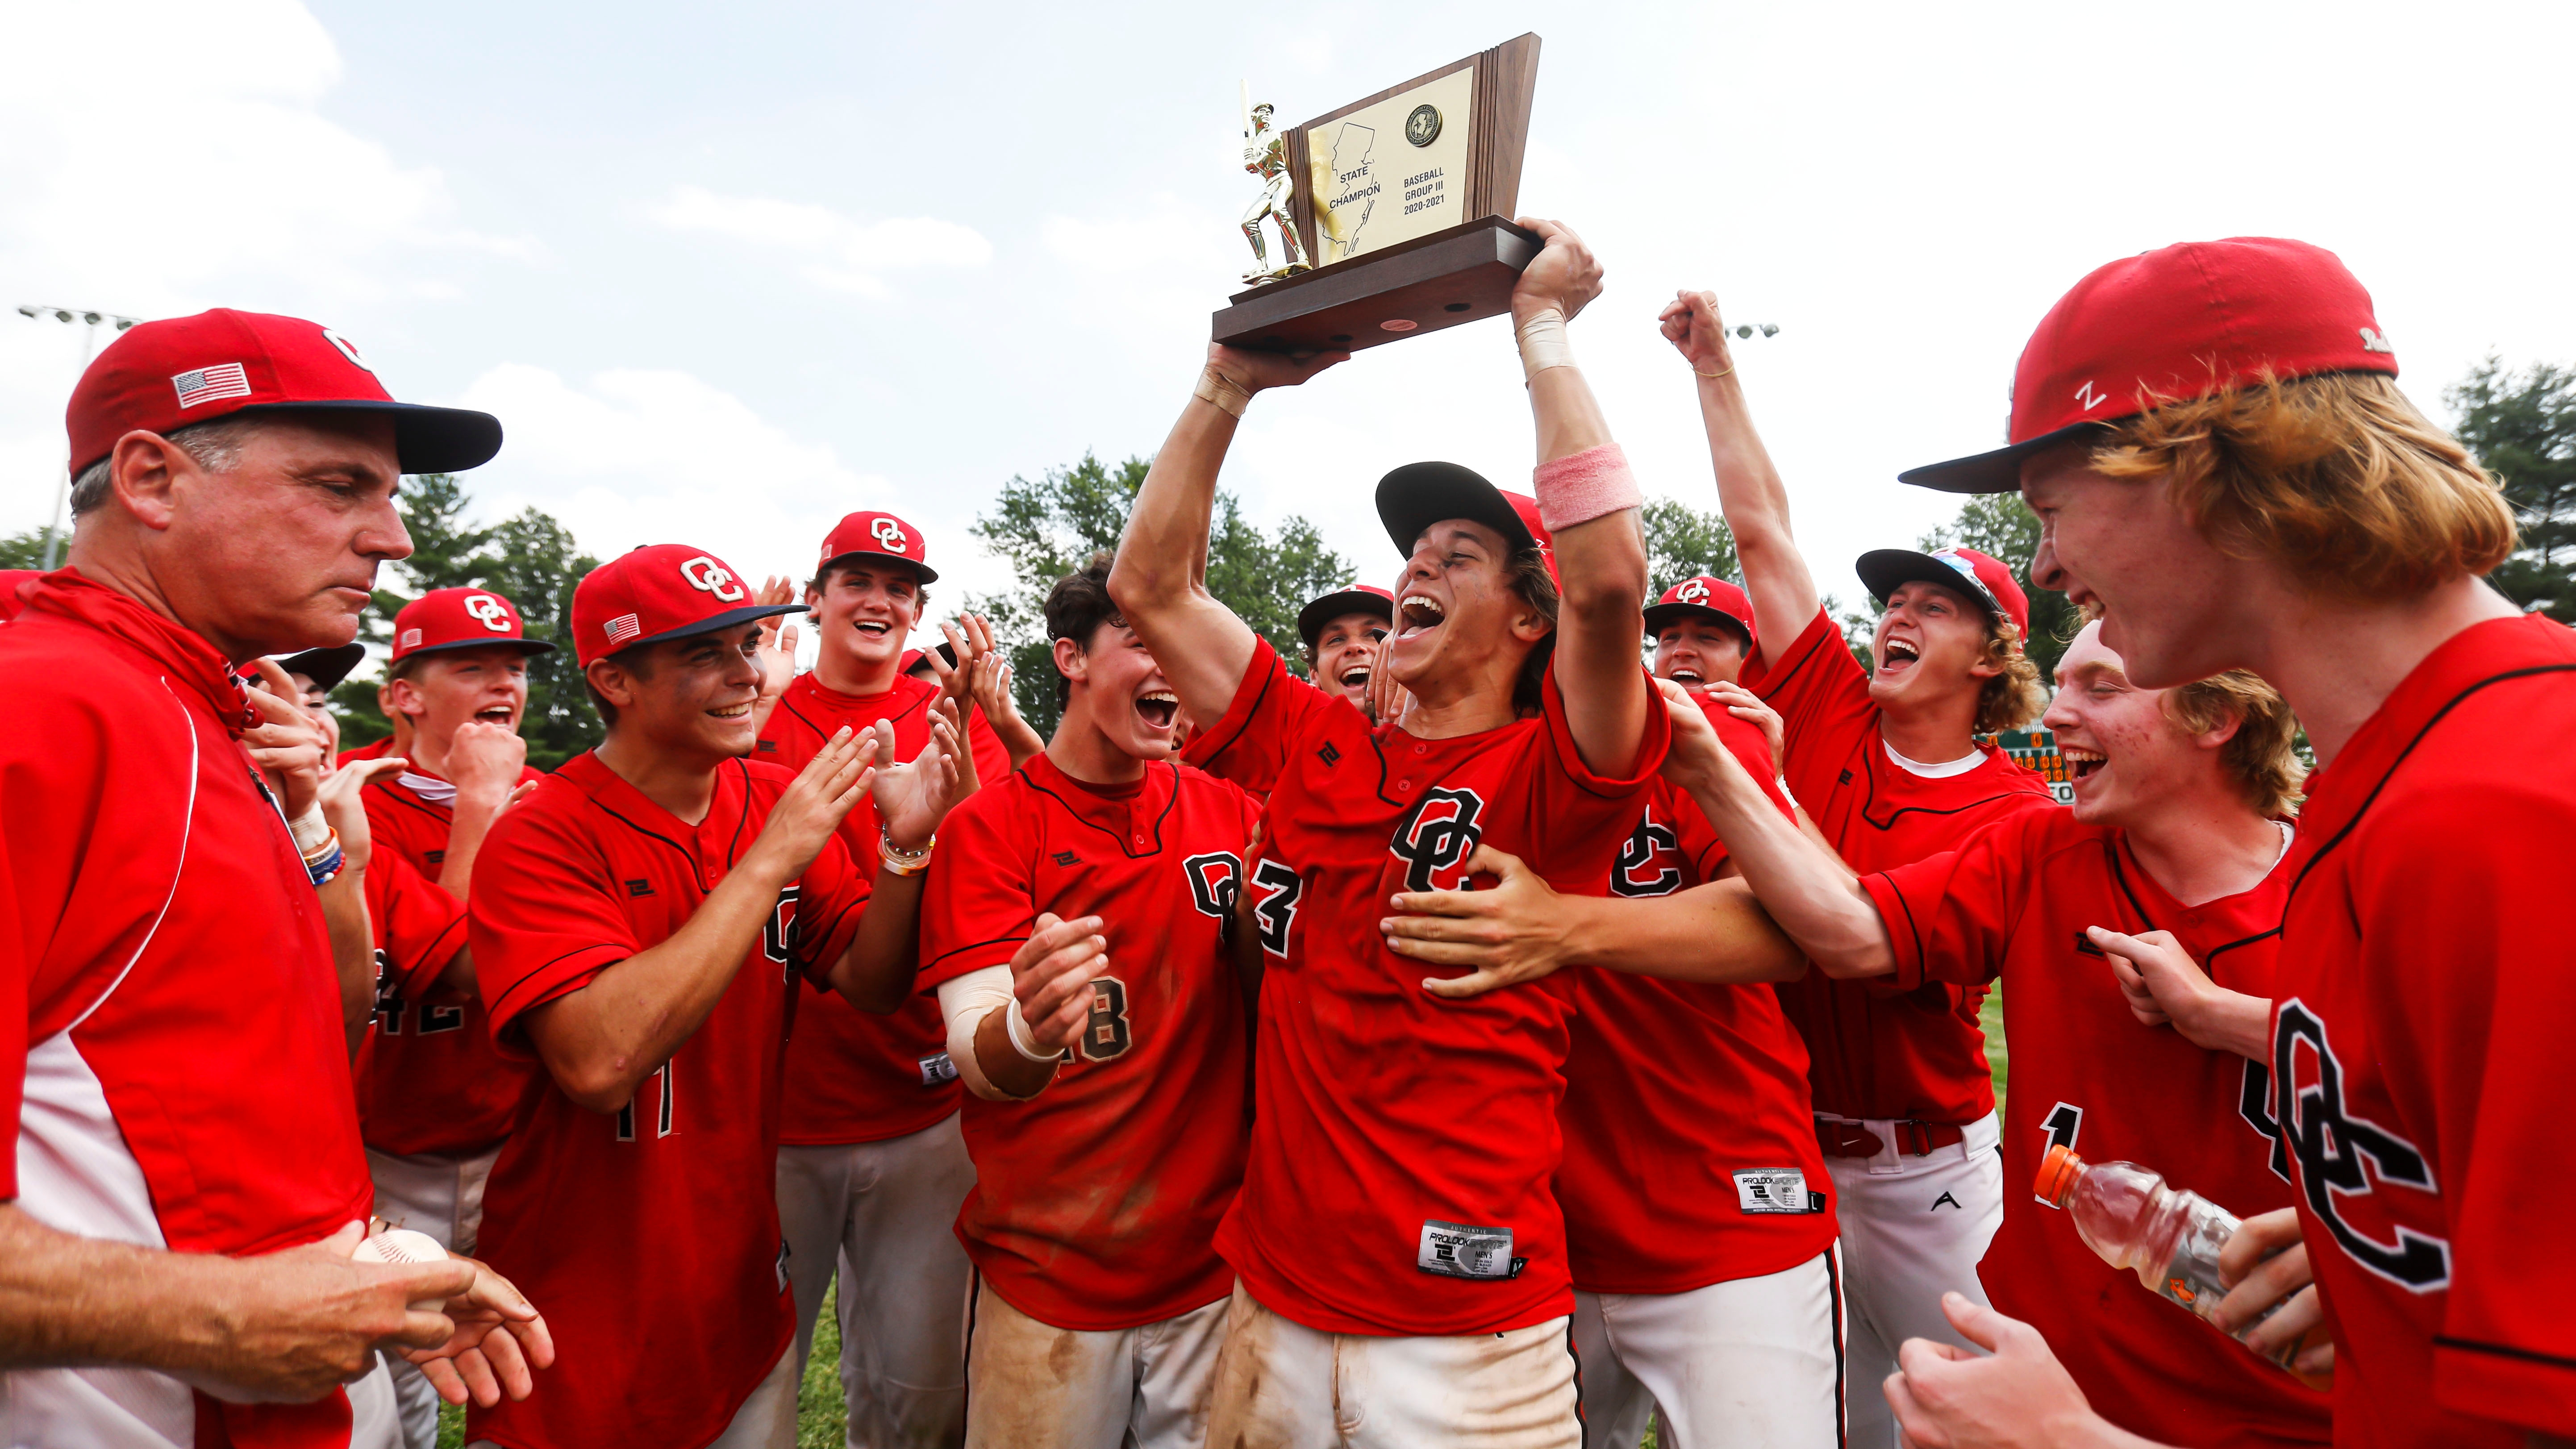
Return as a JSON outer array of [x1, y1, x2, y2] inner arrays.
[[1405, 104, 1442, 148]]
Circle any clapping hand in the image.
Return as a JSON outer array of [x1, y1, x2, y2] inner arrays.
[[744, 727, 877, 886]]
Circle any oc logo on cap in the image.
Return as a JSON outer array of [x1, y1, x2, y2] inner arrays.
[[680, 556, 744, 601], [871, 517, 910, 554], [1677, 579, 1710, 604], [464, 594, 513, 632]]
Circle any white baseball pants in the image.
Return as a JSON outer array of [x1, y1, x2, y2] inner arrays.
[[1573, 1249, 1846, 1449], [367, 1144, 500, 1449], [1822, 1111, 2002, 1449], [961, 1278, 1229, 1449], [1203, 1280, 1580, 1449], [775, 1113, 977, 1449]]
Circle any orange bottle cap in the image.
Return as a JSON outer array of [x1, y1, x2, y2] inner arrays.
[[2036, 1143, 2087, 1206]]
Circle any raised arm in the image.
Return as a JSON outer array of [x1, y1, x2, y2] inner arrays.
[[1658, 290, 1820, 669], [1658, 680, 1892, 977], [1515, 218, 1653, 777], [1109, 345, 1344, 727]]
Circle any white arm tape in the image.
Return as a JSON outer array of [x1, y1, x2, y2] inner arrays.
[[936, 966, 1051, 1102]]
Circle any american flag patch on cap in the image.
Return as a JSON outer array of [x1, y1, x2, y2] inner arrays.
[[398, 628, 423, 650], [171, 362, 253, 410], [603, 613, 642, 646]]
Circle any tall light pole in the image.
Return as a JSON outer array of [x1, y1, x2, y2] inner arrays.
[[15, 304, 142, 570]]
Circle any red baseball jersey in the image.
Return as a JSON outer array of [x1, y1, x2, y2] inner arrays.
[[351, 849, 471, 1153], [755, 671, 1009, 1145], [1863, 808, 2329, 1449], [1, 573, 375, 1446], [0, 567, 39, 622], [919, 753, 1259, 1329], [1557, 701, 1835, 1295], [465, 752, 870, 1449], [1743, 606, 2055, 1123], [336, 735, 395, 767], [2263, 615, 2576, 1447], [357, 766, 544, 1158], [1185, 641, 1669, 1336]]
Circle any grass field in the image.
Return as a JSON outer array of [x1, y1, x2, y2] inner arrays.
[[778, 987, 2014, 1445]]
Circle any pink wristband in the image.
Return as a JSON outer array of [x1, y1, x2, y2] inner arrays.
[[1533, 442, 1641, 533]]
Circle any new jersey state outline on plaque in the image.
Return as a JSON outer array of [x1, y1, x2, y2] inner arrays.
[[1309, 65, 1476, 265]]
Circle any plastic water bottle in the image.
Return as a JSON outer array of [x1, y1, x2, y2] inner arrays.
[[2036, 1145, 2328, 1387]]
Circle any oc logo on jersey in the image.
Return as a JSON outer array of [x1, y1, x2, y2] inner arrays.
[[1184, 851, 1244, 920], [871, 516, 910, 554], [1391, 787, 1484, 893], [762, 885, 803, 978], [680, 555, 745, 602], [464, 593, 513, 633], [2271, 999, 2451, 1290], [1610, 808, 1682, 898]]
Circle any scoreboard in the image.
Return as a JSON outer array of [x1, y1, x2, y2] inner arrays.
[[1996, 729, 2073, 805]]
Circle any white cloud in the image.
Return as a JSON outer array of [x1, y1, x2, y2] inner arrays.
[[648, 185, 992, 298], [447, 362, 893, 588], [0, 0, 535, 533]]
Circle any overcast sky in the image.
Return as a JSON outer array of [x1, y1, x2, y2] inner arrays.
[[6, 0, 2572, 650]]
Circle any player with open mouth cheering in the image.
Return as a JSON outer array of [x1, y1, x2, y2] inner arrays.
[[1110, 217, 1667, 1447], [1657, 287, 2056, 1447]]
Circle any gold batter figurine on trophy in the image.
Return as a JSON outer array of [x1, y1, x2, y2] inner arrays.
[[1238, 83, 1311, 286]]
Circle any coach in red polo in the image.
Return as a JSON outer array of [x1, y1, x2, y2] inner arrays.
[[0, 309, 547, 1448]]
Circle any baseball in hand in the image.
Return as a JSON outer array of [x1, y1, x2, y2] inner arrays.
[[354, 1227, 448, 1266]]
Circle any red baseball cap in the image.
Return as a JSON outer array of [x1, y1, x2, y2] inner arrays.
[[817, 510, 937, 584], [1375, 463, 1557, 585], [1901, 238, 2399, 495], [66, 308, 501, 479], [571, 545, 804, 667], [1642, 576, 1756, 645], [391, 586, 555, 663], [1297, 584, 1395, 650], [1855, 546, 2030, 637]]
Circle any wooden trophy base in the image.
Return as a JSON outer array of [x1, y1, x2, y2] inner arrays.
[[1211, 217, 1542, 356]]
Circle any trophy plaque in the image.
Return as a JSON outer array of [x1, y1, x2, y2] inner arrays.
[[1214, 34, 1542, 355]]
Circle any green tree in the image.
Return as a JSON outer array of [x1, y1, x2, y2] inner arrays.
[[967, 453, 1349, 740], [1638, 497, 1738, 599], [1919, 493, 2077, 678], [2450, 356, 2576, 621], [331, 474, 603, 770], [0, 530, 49, 570]]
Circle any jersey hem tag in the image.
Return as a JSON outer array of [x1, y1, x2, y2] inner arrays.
[[1417, 1219, 1520, 1280], [1732, 1168, 1816, 1215]]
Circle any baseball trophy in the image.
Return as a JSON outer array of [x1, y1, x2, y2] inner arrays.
[[1213, 33, 1543, 355]]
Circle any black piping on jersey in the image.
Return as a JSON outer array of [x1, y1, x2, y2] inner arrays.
[[1826, 1245, 1850, 1449], [1755, 620, 2047, 831], [2103, 835, 2281, 987], [485, 942, 630, 1020], [2286, 662, 2576, 905], [1851, 729, 2045, 832], [773, 684, 930, 751], [366, 773, 454, 837], [1872, 868, 1930, 978], [1018, 758, 1183, 859], [1181, 655, 1281, 776], [2430, 1333, 2576, 1373]]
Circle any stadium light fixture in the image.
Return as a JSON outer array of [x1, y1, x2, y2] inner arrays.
[[14, 304, 146, 569]]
